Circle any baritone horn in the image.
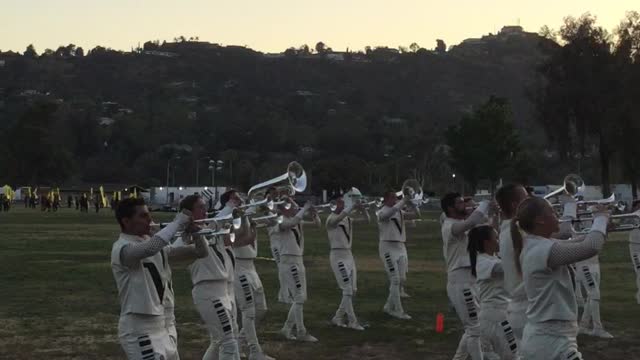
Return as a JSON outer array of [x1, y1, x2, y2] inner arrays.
[[397, 179, 424, 206], [544, 174, 584, 202], [246, 161, 306, 207]]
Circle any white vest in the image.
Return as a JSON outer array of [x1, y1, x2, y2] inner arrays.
[[521, 234, 577, 323], [441, 217, 471, 273], [476, 253, 510, 309], [111, 233, 169, 316], [279, 222, 304, 256], [498, 219, 527, 303], [377, 207, 406, 242], [327, 214, 353, 250], [188, 237, 230, 284]]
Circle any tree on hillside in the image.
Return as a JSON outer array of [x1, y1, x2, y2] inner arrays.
[[536, 14, 617, 196], [24, 44, 38, 58], [446, 96, 520, 192]]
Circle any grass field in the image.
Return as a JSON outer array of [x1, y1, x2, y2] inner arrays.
[[1, 207, 639, 359]]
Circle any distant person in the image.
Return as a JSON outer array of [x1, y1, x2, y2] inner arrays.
[[95, 199, 100, 213], [75, 196, 79, 210], [24, 194, 30, 208], [68, 195, 73, 208]]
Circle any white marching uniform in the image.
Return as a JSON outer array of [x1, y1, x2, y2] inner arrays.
[[188, 236, 240, 360], [575, 255, 606, 331], [630, 229, 640, 304], [519, 235, 582, 360], [111, 233, 179, 360], [233, 235, 269, 359], [377, 205, 409, 316], [441, 206, 488, 360], [326, 212, 359, 326], [276, 211, 313, 338], [499, 219, 527, 344], [267, 225, 291, 304], [475, 253, 519, 360]]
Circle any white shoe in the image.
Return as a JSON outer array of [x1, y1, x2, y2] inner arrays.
[[347, 322, 365, 331], [591, 328, 614, 339], [279, 327, 296, 340], [331, 316, 347, 328], [384, 308, 412, 320], [296, 333, 318, 342], [400, 290, 411, 298]]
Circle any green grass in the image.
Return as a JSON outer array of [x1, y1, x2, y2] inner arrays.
[[1, 207, 639, 359]]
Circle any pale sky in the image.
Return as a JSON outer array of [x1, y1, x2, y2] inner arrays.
[[1, 0, 637, 54]]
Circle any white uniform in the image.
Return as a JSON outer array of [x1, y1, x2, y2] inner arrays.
[[630, 229, 640, 304], [475, 254, 518, 360], [233, 234, 269, 359], [520, 235, 582, 360], [327, 212, 359, 325], [499, 219, 527, 343], [267, 225, 290, 304], [277, 214, 313, 338], [111, 233, 179, 360], [188, 236, 240, 360], [575, 254, 606, 332], [377, 206, 409, 316], [441, 212, 486, 360]]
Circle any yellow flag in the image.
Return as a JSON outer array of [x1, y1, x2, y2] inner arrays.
[[133, 188, 138, 199], [90, 187, 94, 200], [27, 186, 32, 198], [56, 187, 62, 201], [100, 186, 107, 207]]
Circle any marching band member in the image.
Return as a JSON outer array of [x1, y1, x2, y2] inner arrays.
[[326, 193, 370, 330], [273, 199, 321, 342], [177, 194, 252, 360], [467, 225, 518, 360], [377, 190, 420, 320], [575, 255, 613, 338], [218, 190, 275, 360], [495, 183, 530, 345], [513, 197, 609, 360], [111, 197, 207, 360], [265, 187, 290, 304], [440, 192, 492, 360], [631, 200, 640, 305]]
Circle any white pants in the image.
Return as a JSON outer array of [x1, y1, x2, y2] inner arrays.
[[506, 299, 527, 346], [447, 269, 483, 360], [479, 306, 518, 360], [280, 255, 309, 336], [330, 249, 359, 324], [520, 321, 582, 360], [234, 259, 268, 356], [165, 309, 179, 359], [630, 244, 640, 304], [118, 314, 179, 360], [575, 262, 605, 330], [271, 245, 291, 304], [379, 241, 408, 313], [193, 281, 240, 360]]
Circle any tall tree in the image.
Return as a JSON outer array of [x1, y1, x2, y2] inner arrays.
[[536, 14, 616, 196], [446, 96, 520, 192]]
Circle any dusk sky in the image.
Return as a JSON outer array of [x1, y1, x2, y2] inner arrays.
[[2, 0, 637, 53]]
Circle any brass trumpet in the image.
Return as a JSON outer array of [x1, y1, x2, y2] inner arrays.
[[545, 174, 584, 202]]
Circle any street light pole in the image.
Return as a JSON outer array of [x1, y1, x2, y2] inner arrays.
[[165, 156, 180, 205]]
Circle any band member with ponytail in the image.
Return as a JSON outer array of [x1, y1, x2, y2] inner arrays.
[[177, 194, 252, 360], [495, 183, 530, 345], [377, 189, 421, 320], [218, 190, 275, 360], [326, 193, 370, 330], [631, 200, 640, 305], [468, 225, 518, 360], [274, 199, 321, 342], [440, 192, 493, 360], [513, 197, 610, 360]]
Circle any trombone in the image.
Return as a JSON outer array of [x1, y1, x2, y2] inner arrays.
[[247, 161, 306, 205], [567, 210, 640, 234]]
